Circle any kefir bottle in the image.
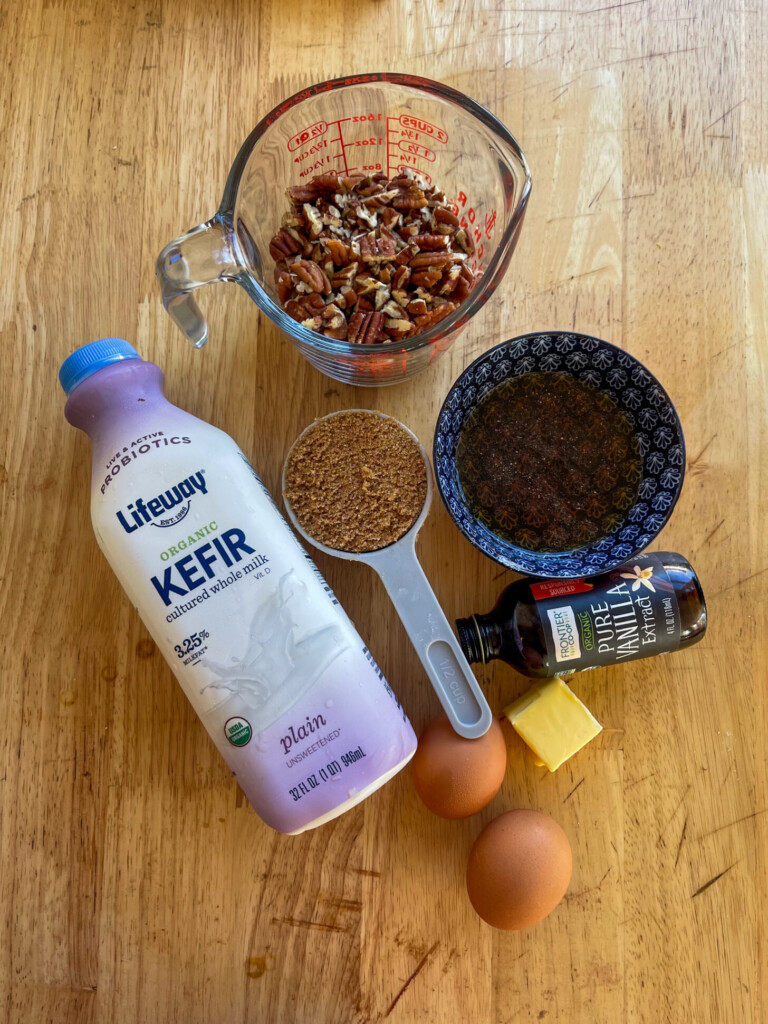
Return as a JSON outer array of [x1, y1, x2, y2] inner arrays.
[[61, 338, 416, 833]]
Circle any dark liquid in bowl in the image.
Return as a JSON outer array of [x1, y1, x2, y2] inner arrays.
[[456, 372, 642, 553]]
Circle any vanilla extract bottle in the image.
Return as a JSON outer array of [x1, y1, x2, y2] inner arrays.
[[456, 552, 706, 678]]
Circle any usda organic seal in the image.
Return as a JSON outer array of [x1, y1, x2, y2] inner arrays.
[[224, 716, 252, 747]]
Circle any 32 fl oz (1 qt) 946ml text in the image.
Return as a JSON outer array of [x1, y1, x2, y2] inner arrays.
[[289, 747, 367, 802]]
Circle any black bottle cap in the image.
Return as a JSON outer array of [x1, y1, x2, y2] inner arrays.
[[456, 616, 484, 664]]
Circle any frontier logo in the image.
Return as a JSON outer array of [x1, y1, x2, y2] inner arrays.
[[116, 470, 207, 532]]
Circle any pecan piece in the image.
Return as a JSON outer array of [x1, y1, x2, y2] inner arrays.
[[348, 311, 385, 344], [331, 264, 357, 288], [299, 292, 325, 314], [454, 265, 475, 301], [392, 265, 411, 290], [302, 203, 324, 239], [325, 238, 349, 265], [411, 268, 443, 288], [341, 174, 366, 191], [439, 264, 462, 296], [392, 187, 428, 211], [275, 268, 293, 303], [360, 231, 396, 261], [435, 207, 460, 227], [313, 172, 343, 192], [384, 318, 415, 335], [321, 303, 346, 330], [269, 228, 302, 261], [409, 252, 452, 268], [395, 244, 419, 266], [413, 234, 449, 250], [286, 183, 318, 203], [415, 302, 456, 331], [454, 227, 475, 255], [294, 258, 331, 295], [285, 299, 304, 322], [406, 298, 429, 317], [340, 285, 358, 310], [380, 206, 402, 229]]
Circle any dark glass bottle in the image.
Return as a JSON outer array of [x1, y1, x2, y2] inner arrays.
[[456, 552, 706, 678]]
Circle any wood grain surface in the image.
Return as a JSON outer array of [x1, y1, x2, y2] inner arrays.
[[1, 1, 766, 1022]]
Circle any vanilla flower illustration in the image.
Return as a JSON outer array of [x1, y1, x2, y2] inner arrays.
[[620, 565, 656, 592]]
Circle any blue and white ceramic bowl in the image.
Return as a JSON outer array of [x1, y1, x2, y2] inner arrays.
[[433, 332, 685, 578]]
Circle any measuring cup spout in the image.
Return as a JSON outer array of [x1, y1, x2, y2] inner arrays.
[[156, 216, 240, 348]]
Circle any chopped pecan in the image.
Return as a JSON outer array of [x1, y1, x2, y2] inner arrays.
[[302, 203, 324, 239], [414, 302, 456, 331], [380, 206, 401, 229], [294, 258, 331, 295], [331, 264, 357, 288], [439, 264, 462, 296], [360, 231, 396, 261], [392, 265, 411, 290], [340, 285, 357, 309], [348, 311, 385, 344], [286, 183, 318, 203], [384, 318, 415, 335], [392, 187, 428, 211], [321, 303, 346, 329], [454, 265, 475, 301], [407, 298, 429, 317], [454, 227, 475, 255], [270, 168, 477, 343], [275, 268, 293, 303], [325, 238, 349, 265], [413, 234, 450, 250], [409, 252, 452, 268], [395, 244, 419, 266], [313, 172, 343, 192], [435, 207, 460, 227], [411, 269, 443, 288], [269, 228, 302, 261]]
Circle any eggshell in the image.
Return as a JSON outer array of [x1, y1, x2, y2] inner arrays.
[[466, 809, 572, 929], [411, 712, 507, 819]]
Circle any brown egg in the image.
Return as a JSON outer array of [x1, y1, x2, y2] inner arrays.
[[411, 712, 507, 819], [466, 809, 572, 929]]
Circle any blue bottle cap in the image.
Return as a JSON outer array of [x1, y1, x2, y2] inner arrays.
[[59, 338, 141, 395]]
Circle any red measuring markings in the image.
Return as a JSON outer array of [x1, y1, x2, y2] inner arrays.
[[398, 114, 448, 144], [398, 140, 436, 162], [452, 189, 498, 263], [288, 121, 328, 152], [290, 118, 349, 176]]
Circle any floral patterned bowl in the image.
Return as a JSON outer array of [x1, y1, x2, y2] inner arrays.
[[433, 332, 685, 578]]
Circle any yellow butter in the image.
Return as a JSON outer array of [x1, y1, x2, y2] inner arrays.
[[503, 678, 602, 772]]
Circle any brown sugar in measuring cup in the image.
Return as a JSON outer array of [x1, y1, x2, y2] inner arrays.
[[282, 410, 492, 740], [283, 411, 427, 553]]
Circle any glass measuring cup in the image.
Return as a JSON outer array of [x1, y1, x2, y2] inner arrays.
[[157, 73, 531, 387], [282, 411, 493, 739]]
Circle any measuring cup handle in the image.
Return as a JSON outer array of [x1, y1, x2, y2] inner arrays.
[[374, 545, 493, 739], [155, 216, 240, 348]]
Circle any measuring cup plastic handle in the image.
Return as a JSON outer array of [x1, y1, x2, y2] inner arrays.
[[374, 547, 493, 739], [155, 216, 240, 348]]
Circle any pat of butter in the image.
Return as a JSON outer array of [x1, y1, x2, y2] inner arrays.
[[503, 678, 602, 772]]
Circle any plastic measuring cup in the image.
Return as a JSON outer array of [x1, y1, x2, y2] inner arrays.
[[157, 73, 531, 387], [281, 411, 493, 739]]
